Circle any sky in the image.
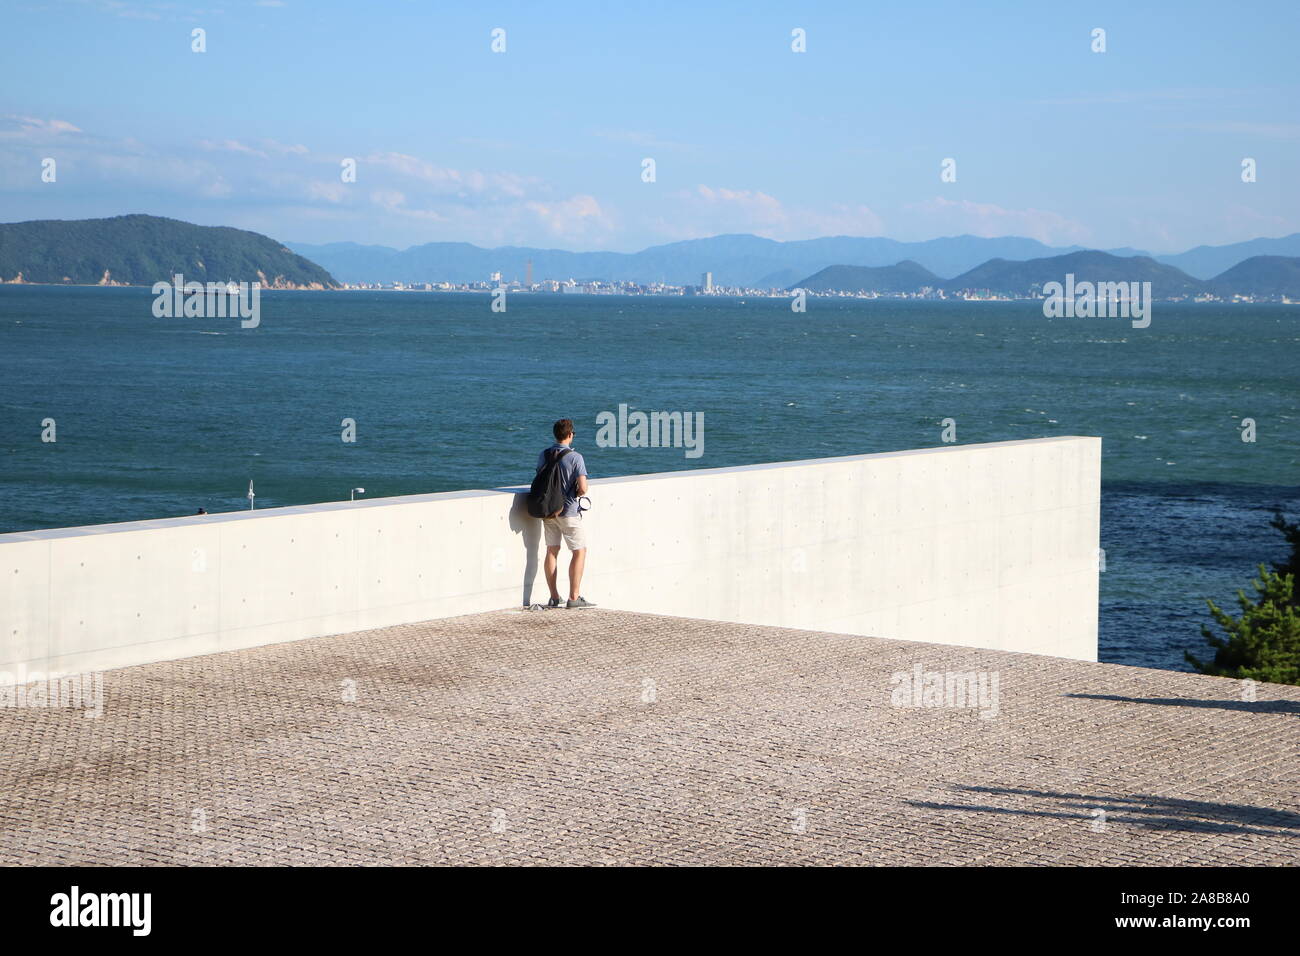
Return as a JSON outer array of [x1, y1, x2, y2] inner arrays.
[[2, 0, 1298, 253]]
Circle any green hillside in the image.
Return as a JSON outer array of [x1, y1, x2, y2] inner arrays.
[[793, 260, 940, 293], [0, 214, 337, 288], [1208, 256, 1300, 298], [944, 250, 1205, 298]]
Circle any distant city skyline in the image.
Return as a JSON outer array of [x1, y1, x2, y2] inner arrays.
[[2, 0, 1297, 253]]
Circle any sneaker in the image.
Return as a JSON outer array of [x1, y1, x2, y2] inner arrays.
[[566, 596, 596, 609], [546, 596, 563, 609]]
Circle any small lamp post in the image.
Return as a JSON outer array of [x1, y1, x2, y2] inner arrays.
[[247, 480, 256, 511], [351, 487, 365, 502]]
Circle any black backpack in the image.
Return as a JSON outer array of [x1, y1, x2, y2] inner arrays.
[[527, 447, 571, 518]]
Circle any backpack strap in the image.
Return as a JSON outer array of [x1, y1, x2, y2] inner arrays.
[[538, 446, 571, 473]]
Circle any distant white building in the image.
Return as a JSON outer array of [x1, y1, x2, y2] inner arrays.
[[702, 271, 713, 293]]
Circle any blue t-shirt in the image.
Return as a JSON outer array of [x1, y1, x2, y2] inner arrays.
[[536, 443, 587, 517]]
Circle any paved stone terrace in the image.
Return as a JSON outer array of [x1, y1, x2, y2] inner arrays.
[[1, 609, 1296, 866]]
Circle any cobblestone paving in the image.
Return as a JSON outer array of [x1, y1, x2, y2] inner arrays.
[[1, 609, 1297, 866]]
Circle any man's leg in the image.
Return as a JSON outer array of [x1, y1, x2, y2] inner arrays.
[[544, 545, 562, 601], [567, 547, 586, 601]]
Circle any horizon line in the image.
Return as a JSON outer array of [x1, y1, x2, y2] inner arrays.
[[3, 212, 1298, 260]]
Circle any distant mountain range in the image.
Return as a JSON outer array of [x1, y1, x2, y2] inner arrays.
[[288, 234, 1120, 286], [794, 250, 1300, 299], [287, 231, 1300, 286], [2, 215, 1298, 299], [1161, 236, 1300, 278], [0, 215, 337, 288]]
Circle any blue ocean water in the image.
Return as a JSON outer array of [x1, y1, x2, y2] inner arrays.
[[1, 285, 1296, 671]]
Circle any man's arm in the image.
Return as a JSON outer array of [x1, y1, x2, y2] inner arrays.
[[574, 453, 588, 496]]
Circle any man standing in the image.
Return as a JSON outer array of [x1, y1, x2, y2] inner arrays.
[[537, 418, 596, 609]]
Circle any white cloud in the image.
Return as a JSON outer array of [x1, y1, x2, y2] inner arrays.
[[691, 185, 786, 224], [78, 1, 163, 20], [0, 115, 83, 139], [200, 177, 233, 198], [370, 189, 414, 214], [591, 129, 696, 152], [1032, 88, 1216, 107], [306, 180, 347, 203], [906, 197, 1090, 245], [523, 194, 614, 242], [264, 140, 309, 155], [67, 0, 226, 20], [1219, 202, 1291, 241], [664, 185, 885, 240], [1169, 121, 1300, 140], [361, 151, 532, 199], [199, 139, 269, 158]]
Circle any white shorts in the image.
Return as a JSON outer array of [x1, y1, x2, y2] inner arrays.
[[543, 515, 587, 551]]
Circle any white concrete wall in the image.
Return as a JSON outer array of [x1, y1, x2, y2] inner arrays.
[[0, 437, 1100, 679]]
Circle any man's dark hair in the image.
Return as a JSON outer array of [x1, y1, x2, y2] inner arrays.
[[553, 418, 574, 441]]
